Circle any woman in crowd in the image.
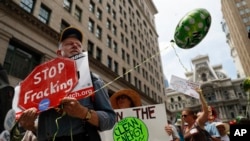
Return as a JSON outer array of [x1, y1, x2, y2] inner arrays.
[[181, 88, 211, 141], [110, 89, 142, 109]]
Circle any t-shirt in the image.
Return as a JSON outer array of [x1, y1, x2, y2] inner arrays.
[[220, 135, 230, 141]]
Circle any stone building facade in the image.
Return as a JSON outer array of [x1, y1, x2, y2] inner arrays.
[[165, 55, 249, 122]]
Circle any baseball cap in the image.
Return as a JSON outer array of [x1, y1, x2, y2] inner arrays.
[[59, 26, 83, 43]]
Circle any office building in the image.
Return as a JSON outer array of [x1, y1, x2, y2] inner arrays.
[[221, 0, 250, 77], [0, 0, 166, 105]]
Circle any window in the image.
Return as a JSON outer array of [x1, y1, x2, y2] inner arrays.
[[96, 47, 102, 61], [112, 10, 116, 20], [128, 72, 131, 82], [112, 0, 116, 5], [122, 49, 125, 60], [87, 40, 94, 56], [112, 25, 117, 35], [89, 1, 95, 13], [138, 80, 141, 90], [124, 24, 128, 33], [113, 41, 118, 53], [38, 4, 51, 24], [106, 4, 111, 13], [120, 19, 123, 28], [119, 6, 122, 14], [125, 38, 129, 47], [106, 36, 112, 48], [74, 6, 82, 22], [4, 40, 41, 79], [122, 68, 126, 79], [114, 61, 118, 74], [106, 19, 111, 30], [126, 53, 130, 64], [121, 33, 124, 43], [96, 26, 102, 39], [96, 8, 102, 20], [88, 19, 94, 33], [107, 56, 112, 69], [63, 0, 72, 12], [20, 0, 35, 13], [97, 0, 102, 4], [60, 20, 70, 32], [134, 77, 138, 87]]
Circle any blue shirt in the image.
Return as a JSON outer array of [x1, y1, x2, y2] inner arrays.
[[204, 122, 220, 138], [37, 73, 116, 140]]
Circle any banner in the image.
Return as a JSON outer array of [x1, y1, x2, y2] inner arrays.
[[169, 75, 200, 99], [100, 103, 171, 141]]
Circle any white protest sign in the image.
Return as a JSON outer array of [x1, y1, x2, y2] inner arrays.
[[169, 75, 200, 99], [100, 103, 171, 141], [67, 52, 94, 99]]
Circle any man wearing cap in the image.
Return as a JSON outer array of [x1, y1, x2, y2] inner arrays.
[[17, 26, 116, 141]]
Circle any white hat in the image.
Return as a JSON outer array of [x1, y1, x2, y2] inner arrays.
[[215, 122, 229, 132]]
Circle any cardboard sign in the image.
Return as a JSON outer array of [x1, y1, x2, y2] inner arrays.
[[99, 103, 171, 141], [18, 57, 78, 112], [67, 52, 94, 99], [169, 75, 200, 99]]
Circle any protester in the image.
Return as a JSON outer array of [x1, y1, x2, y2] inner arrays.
[[165, 120, 180, 141], [15, 26, 116, 141], [0, 64, 14, 140], [181, 88, 212, 141], [110, 89, 142, 109], [203, 106, 221, 141], [0, 64, 14, 131], [215, 122, 230, 141]]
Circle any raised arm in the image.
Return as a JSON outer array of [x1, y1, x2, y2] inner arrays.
[[196, 88, 208, 127]]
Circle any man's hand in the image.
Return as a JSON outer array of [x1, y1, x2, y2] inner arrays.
[[18, 108, 38, 131], [60, 97, 88, 119]]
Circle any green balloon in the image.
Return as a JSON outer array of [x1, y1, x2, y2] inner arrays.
[[243, 77, 250, 92], [174, 8, 212, 49]]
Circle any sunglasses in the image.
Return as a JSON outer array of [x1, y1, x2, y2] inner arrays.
[[182, 115, 188, 118]]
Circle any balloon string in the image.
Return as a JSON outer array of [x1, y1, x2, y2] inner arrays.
[[92, 44, 171, 94], [170, 42, 189, 72], [52, 112, 66, 141]]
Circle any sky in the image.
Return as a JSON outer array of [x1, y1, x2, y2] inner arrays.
[[152, 0, 237, 82]]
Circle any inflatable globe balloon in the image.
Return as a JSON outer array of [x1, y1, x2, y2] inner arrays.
[[243, 77, 250, 92], [174, 8, 212, 49]]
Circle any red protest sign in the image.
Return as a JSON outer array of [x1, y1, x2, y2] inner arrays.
[[18, 57, 78, 112]]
